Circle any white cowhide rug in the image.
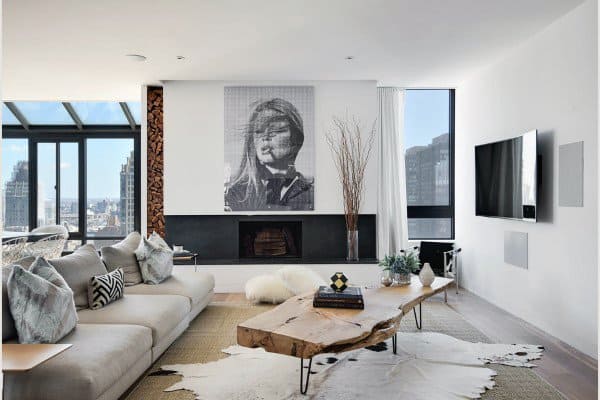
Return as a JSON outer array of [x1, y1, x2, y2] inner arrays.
[[161, 332, 543, 400]]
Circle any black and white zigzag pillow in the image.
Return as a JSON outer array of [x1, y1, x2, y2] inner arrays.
[[88, 268, 124, 310]]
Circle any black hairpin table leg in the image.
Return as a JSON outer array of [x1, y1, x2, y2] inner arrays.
[[413, 302, 422, 330], [300, 358, 313, 395]]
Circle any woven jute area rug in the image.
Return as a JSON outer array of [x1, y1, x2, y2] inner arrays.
[[125, 300, 563, 400]]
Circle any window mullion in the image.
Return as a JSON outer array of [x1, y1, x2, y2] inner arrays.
[[56, 143, 61, 228], [407, 206, 453, 219], [79, 139, 87, 243]]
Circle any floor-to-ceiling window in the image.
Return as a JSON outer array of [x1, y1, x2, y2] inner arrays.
[[2, 134, 29, 232], [404, 89, 455, 240], [2, 101, 141, 251]]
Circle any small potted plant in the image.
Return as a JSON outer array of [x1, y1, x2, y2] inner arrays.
[[379, 250, 421, 286]]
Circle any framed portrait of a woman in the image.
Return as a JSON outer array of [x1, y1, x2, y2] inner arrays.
[[224, 86, 315, 212]]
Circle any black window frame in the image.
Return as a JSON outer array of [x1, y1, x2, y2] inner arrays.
[[405, 89, 455, 240], [3, 125, 141, 244]]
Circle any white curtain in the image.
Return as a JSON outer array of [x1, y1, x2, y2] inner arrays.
[[377, 87, 409, 258]]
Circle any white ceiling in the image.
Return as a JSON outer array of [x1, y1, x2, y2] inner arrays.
[[3, 0, 584, 100]]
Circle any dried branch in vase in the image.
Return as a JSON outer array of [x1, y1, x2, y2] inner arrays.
[[326, 115, 376, 232]]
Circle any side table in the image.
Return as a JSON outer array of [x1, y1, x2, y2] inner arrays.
[[3, 343, 72, 397], [173, 253, 199, 271]]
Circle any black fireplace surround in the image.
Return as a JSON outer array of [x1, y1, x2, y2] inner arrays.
[[165, 214, 377, 264]]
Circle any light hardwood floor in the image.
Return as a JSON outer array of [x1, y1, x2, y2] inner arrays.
[[214, 289, 598, 400]]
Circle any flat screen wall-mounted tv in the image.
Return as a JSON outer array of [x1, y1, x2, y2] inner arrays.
[[475, 130, 538, 222]]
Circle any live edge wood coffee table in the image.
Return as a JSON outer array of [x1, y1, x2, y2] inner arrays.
[[238, 276, 453, 394]]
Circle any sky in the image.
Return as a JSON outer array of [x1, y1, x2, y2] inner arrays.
[[2, 101, 140, 200], [404, 89, 450, 150]]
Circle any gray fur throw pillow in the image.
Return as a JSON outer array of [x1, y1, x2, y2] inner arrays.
[[7, 257, 78, 344], [135, 232, 173, 284]]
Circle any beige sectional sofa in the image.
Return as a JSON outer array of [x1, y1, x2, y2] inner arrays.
[[3, 269, 215, 400]]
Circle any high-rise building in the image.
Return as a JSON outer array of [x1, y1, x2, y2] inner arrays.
[[404, 133, 449, 206], [4, 161, 29, 231], [405, 133, 450, 238], [119, 151, 135, 235]]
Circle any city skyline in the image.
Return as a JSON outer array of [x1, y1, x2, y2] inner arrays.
[[3, 148, 135, 236], [2, 138, 134, 199]]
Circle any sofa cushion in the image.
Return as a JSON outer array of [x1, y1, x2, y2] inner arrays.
[[87, 268, 124, 310], [49, 244, 108, 309], [8, 258, 78, 343], [101, 232, 143, 286], [2, 257, 36, 341], [3, 323, 152, 400], [135, 232, 174, 284], [125, 270, 215, 306], [77, 294, 190, 345]]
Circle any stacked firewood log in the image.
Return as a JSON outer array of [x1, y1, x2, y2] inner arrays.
[[147, 87, 165, 237], [254, 228, 287, 256]]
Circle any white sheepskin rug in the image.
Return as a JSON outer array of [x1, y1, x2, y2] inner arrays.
[[161, 332, 543, 400], [245, 266, 326, 304]]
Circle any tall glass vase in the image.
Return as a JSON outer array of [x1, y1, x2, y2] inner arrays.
[[347, 230, 359, 261]]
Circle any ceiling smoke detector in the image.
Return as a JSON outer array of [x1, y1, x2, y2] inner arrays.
[[125, 54, 147, 62]]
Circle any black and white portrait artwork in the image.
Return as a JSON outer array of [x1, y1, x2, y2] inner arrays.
[[224, 86, 315, 211]]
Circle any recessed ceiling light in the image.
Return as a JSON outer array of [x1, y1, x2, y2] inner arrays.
[[176, 56, 185, 60], [125, 54, 147, 62], [345, 56, 354, 60]]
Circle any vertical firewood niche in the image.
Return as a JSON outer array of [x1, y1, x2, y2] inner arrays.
[[147, 87, 165, 237]]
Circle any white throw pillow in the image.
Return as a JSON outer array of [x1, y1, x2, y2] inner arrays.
[[274, 266, 326, 295], [245, 275, 294, 304]]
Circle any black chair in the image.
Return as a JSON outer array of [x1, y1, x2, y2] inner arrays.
[[418, 242, 454, 276], [403, 241, 462, 301]]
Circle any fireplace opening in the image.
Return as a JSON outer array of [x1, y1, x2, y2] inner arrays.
[[239, 221, 302, 259]]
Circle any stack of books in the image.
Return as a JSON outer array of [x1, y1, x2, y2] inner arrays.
[[313, 286, 364, 310]]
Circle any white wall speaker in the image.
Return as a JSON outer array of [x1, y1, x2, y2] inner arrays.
[[504, 231, 528, 269], [559, 141, 584, 207]]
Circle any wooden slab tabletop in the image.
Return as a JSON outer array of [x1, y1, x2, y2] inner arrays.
[[238, 276, 453, 359], [3, 343, 72, 372]]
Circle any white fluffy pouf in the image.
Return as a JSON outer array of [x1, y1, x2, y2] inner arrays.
[[245, 266, 326, 304]]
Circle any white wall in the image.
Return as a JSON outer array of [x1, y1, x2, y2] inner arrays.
[[456, 0, 598, 357], [163, 80, 378, 215], [176, 263, 381, 293]]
